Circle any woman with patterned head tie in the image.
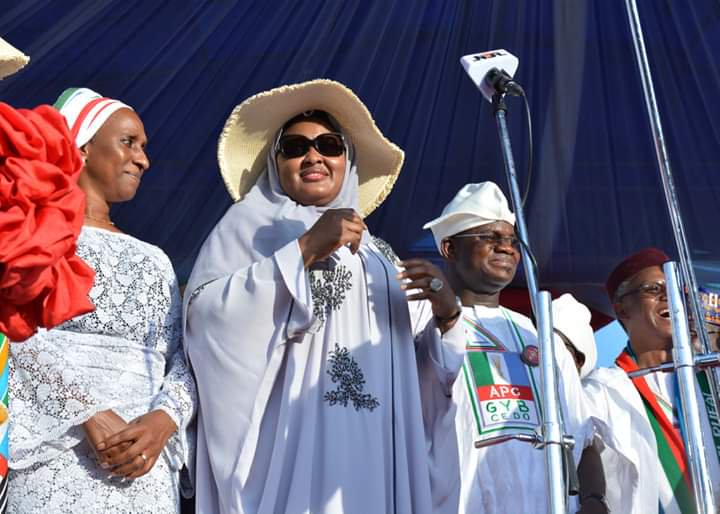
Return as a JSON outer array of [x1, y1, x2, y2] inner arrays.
[[9, 88, 197, 513], [183, 79, 466, 514]]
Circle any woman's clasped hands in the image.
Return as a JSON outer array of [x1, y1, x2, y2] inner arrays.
[[83, 409, 177, 480]]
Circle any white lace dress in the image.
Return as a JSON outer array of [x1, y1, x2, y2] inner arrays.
[[8, 226, 197, 513]]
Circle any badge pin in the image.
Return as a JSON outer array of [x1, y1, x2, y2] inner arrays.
[[520, 345, 540, 367]]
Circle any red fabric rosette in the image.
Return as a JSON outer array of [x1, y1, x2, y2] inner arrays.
[[0, 103, 95, 341]]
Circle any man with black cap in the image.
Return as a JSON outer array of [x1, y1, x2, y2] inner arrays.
[[585, 248, 720, 513], [421, 181, 596, 514]]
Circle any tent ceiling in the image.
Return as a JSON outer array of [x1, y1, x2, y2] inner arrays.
[[2, 0, 719, 317]]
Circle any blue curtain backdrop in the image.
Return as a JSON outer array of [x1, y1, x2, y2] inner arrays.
[[2, 0, 719, 315]]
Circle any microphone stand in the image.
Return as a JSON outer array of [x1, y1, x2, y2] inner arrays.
[[623, 2, 720, 511], [627, 352, 720, 378], [623, 0, 720, 443], [474, 91, 573, 514]]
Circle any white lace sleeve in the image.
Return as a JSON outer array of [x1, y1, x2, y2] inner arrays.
[[10, 330, 132, 468], [10, 228, 198, 472], [150, 276, 197, 470]]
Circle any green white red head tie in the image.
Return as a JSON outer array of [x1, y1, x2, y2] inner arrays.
[[53, 87, 133, 147]]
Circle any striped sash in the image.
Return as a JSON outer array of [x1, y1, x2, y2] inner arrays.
[[616, 349, 695, 514], [463, 309, 542, 439]]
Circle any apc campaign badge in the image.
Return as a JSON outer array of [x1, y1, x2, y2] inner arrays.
[[463, 348, 541, 439]]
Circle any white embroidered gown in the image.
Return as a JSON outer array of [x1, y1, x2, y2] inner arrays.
[[9, 226, 197, 513], [185, 239, 465, 514]]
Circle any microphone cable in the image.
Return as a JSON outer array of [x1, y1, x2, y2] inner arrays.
[[519, 90, 533, 209]]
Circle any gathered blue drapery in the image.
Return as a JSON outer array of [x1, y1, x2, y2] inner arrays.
[[2, 0, 719, 315]]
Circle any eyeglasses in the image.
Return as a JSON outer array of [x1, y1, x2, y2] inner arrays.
[[276, 133, 345, 159], [451, 232, 521, 249], [616, 280, 666, 301]]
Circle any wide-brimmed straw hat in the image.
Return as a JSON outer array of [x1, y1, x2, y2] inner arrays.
[[0, 37, 29, 80], [217, 79, 404, 217]]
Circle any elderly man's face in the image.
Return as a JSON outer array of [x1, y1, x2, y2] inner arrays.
[[443, 221, 521, 294], [614, 265, 672, 348]]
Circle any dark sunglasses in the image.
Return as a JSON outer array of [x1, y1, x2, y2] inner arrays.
[[276, 133, 346, 159]]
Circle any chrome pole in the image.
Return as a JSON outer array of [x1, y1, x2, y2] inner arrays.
[[493, 93, 568, 514], [623, 0, 720, 417], [536, 291, 568, 514], [493, 98, 539, 314], [627, 352, 720, 378], [665, 262, 716, 513]]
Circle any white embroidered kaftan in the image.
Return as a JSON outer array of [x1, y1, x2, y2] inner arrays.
[[584, 366, 720, 514], [9, 227, 197, 513], [446, 305, 592, 514], [184, 235, 465, 514], [183, 122, 465, 514]]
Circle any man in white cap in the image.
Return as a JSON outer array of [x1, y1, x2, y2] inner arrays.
[[422, 181, 595, 514]]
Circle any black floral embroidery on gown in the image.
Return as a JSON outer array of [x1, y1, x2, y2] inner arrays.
[[371, 235, 400, 265], [324, 344, 379, 411], [309, 262, 352, 323]]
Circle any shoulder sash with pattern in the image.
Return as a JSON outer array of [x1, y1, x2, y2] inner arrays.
[[616, 349, 695, 513], [463, 308, 542, 440]]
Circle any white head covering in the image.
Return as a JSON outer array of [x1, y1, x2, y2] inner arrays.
[[551, 293, 597, 378], [53, 87, 133, 147], [185, 119, 362, 301], [422, 182, 516, 252]]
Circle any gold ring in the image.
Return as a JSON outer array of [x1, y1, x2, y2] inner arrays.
[[140, 452, 148, 462]]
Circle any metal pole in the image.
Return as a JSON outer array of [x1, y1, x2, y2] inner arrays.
[[665, 262, 716, 514], [623, 0, 720, 414], [536, 291, 567, 514], [493, 98, 539, 310], [493, 94, 568, 514], [628, 352, 720, 378]]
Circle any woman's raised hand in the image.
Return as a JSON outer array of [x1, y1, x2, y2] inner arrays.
[[95, 409, 178, 480], [298, 209, 367, 268]]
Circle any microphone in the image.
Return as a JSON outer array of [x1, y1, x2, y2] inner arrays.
[[460, 49, 524, 102]]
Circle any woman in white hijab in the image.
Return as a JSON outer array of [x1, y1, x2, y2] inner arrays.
[[184, 79, 466, 514]]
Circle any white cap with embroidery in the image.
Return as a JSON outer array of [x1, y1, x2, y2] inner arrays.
[[423, 181, 516, 252]]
